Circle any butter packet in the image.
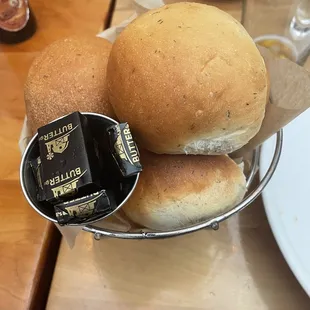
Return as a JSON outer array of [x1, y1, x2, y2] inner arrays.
[[107, 123, 142, 177]]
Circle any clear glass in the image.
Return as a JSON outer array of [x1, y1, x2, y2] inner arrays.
[[242, 0, 310, 65]]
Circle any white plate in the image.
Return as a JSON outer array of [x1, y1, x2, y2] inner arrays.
[[259, 109, 310, 297]]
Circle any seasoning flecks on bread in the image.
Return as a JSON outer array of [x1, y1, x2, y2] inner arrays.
[[25, 35, 115, 133], [107, 2, 268, 155], [122, 151, 247, 231]]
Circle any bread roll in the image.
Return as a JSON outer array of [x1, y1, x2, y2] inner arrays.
[[107, 3, 268, 155], [25, 35, 115, 133], [122, 151, 246, 231]]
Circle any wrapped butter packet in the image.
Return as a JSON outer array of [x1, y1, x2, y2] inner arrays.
[[37, 112, 101, 202], [107, 123, 142, 177], [54, 190, 115, 225], [29, 157, 46, 202]]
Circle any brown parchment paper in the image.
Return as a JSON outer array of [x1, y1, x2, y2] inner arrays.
[[232, 45, 310, 158], [19, 0, 310, 247]]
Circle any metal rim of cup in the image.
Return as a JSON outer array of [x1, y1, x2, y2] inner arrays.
[[20, 112, 140, 225]]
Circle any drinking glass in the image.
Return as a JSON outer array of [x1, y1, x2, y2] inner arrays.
[[242, 0, 310, 65]]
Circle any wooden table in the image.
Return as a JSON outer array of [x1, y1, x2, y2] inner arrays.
[[0, 1, 113, 309], [46, 1, 310, 309]]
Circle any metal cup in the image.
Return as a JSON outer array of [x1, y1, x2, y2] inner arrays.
[[20, 112, 140, 226]]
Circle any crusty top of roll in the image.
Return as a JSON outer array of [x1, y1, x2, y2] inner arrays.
[[107, 2, 268, 155], [25, 35, 115, 133], [122, 151, 246, 231]]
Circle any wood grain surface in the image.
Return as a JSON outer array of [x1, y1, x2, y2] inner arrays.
[[47, 192, 310, 310], [0, 0, 113, 309], [46, 1, 310, 309]]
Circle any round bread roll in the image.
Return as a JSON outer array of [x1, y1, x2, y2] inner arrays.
[[25, 35, 115, 133], [122, 151, 246, 231], [107, 3, 268, 155]]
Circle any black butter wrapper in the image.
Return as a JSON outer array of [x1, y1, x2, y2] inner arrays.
[[37, 112, 101, 202], [54, 190, 114, 225], [29, 157, 46, 201], [107, 123, 142, 177]]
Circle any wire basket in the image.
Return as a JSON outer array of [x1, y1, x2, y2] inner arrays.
[[83, 130, 283, 240]]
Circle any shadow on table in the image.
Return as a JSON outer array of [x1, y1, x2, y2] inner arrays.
[[238, 193, 310, 309], [92, 222, 232, 306]]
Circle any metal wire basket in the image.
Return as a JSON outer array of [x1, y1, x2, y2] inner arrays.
[[83, 130, 283, 240]]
